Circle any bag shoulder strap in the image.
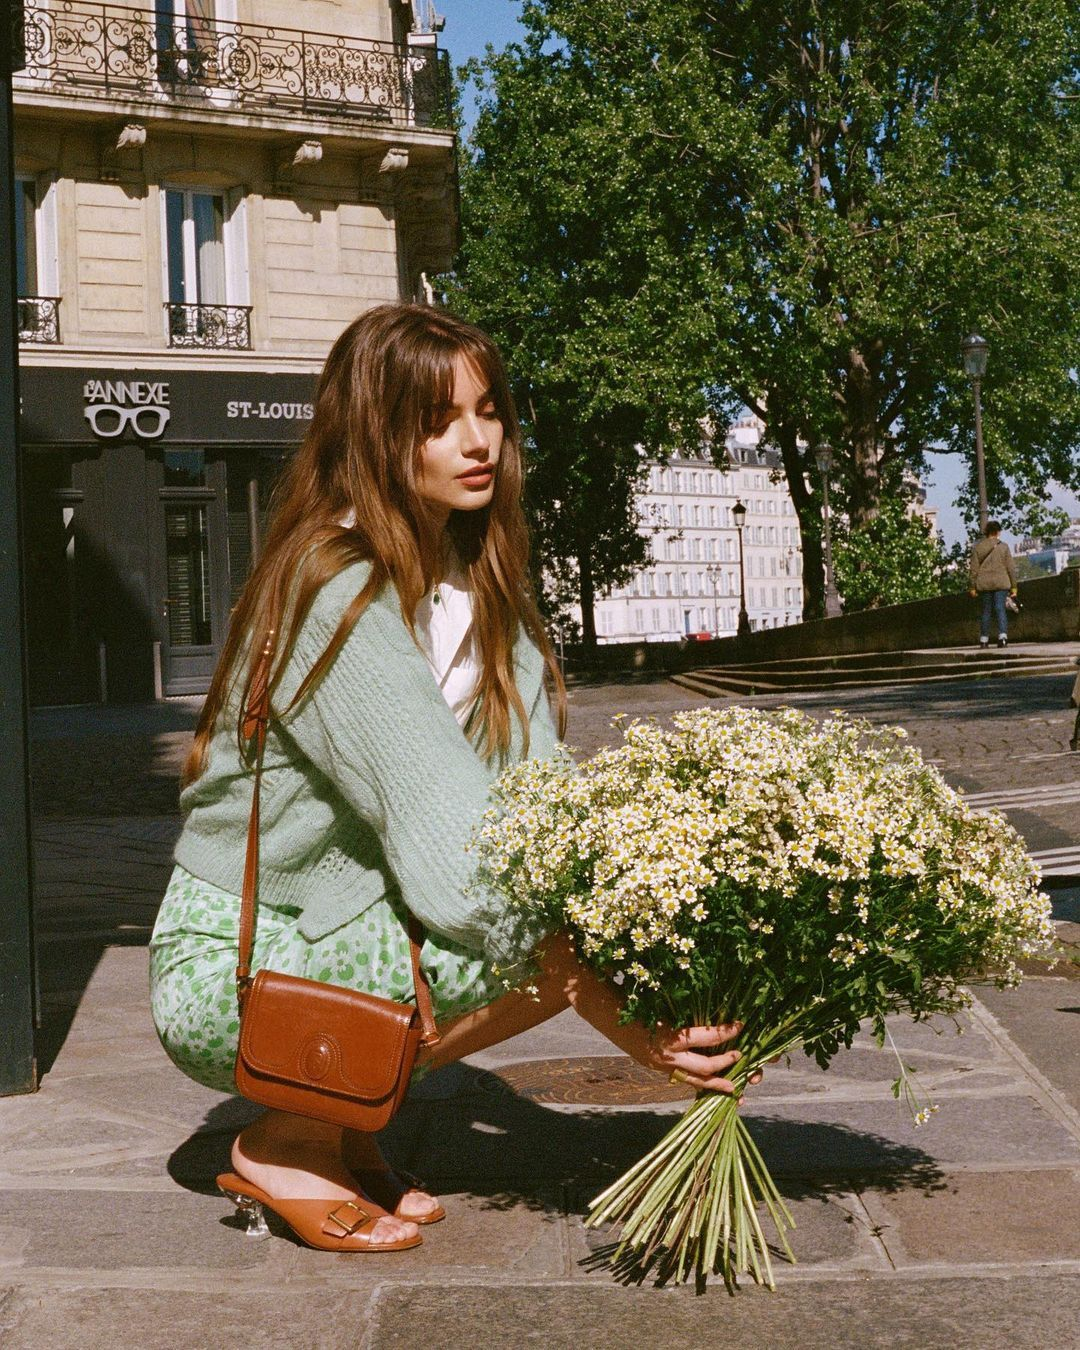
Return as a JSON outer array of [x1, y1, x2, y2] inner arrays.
[[235, 635, 439, 1046], [975, 539, 1003, 579]]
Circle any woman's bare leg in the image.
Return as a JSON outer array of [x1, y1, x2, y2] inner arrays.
[[231, 1112, 418, 1244], [421, 930, 648, 1071], [423, 973, 572, 1071], [427, 932, 747, 1087]]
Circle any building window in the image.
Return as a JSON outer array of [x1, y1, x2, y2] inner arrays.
[[652, 606, 661, 630], [163, 186, 250, 347], [15, 177, 39, 297], [634, 608, 645, 633], [165, 504, 213, 646], [709, 537, 718, 560], [165, 188, 226, 305], [691, 472, 699, 492], [15, 174, 60, 342], [164, 449, 207, 487], [691, 538, 701, 560], [673, 472, 682, 492]]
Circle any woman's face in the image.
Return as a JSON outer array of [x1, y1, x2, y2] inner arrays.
[[417, 354, 503, 524]]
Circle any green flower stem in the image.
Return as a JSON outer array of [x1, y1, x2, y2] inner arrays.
[[588, 1053, 805, 1285]]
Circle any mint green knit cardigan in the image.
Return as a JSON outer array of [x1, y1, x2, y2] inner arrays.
[[173, 561, 559, 965]]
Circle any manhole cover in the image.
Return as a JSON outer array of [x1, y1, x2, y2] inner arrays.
[[485, 1056, 695, 1105]]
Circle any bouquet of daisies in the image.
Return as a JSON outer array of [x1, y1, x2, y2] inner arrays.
[[470, 707, 1054, 1290]]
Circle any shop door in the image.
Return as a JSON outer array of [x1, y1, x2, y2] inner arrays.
[[149, 450, 230, 695]]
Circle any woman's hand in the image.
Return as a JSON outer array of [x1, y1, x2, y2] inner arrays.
[[646, 1022, 762, 1095]]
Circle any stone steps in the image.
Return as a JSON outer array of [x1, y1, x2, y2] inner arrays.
[[672, 650, 1079, 698]]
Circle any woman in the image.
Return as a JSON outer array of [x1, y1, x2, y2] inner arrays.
[[150, 304, 751, 1254]]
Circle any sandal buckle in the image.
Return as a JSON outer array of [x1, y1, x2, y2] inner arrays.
[[324, 1200, 370, 1236]]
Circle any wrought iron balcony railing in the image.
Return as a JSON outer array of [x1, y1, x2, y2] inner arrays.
[[17, 296, 61, 344], [165, 302, 252, 350], [17, 2, 452, 129]]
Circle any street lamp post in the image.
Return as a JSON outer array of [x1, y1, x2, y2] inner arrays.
[[732, 499, 751, 638], [815, 443, 843, 619], [960, 333, 990, 536], [705, 562, 722, 637]]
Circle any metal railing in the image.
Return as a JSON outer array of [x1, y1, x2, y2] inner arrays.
[[17, 296, 61, 343], [165, 302, 251, 350], [16, 2, 452, 128]]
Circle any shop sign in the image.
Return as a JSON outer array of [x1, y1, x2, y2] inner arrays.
[[20, 367, 318, 446], [83, 379, 172, 440]]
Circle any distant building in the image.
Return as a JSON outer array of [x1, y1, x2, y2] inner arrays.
[[579, 415, 804, 643], [1014, 519, 1080, 575], [905, 472, 939, 536]]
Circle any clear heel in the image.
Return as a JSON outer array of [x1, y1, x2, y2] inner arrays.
[[220, 1187, 271, 1238]]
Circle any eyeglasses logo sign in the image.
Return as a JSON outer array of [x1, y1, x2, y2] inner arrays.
[[83, 379, 171, 440]]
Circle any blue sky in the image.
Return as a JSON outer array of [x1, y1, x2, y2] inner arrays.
[[437, 1, 525, 69], [435, 4, 1080, 547]]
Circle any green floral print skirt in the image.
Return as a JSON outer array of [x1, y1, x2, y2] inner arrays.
[[149, 864, 504, 1093]]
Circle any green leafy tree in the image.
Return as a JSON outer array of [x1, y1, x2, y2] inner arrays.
[[448, 1, 1080, 620], [833, 499, 952, 610], [444, 29, 731, 641]]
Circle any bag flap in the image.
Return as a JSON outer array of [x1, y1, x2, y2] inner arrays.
[[238, 970, 418, 1103]]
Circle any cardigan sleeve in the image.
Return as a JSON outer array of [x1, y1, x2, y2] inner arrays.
[[277, 566, 559, 966]]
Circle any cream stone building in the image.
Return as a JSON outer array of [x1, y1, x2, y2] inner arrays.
[[587, 415, 805, 643], [14, 0, 456, 701]]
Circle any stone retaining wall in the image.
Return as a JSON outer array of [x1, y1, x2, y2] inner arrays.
[[565, 569, 1080, 676]]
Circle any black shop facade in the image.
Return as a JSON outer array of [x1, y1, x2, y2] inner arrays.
[[19, 365, 317, 705]]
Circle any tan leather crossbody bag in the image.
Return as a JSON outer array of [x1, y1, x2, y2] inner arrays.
[[232, 637, 440, 1132]]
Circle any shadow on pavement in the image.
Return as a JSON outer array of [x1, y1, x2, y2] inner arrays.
[[29, 699, 198, 818], [164, 1065, 943, 1222], [28, 700, 195, 1077]]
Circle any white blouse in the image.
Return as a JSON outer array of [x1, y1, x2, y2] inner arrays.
[[414, 556, 480, 729], [336, 513, 480, 727]]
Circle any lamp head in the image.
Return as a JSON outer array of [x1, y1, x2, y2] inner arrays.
[[960, 333, 989, 379], [732, 499, 747, 528], [814, 442, 833, 474]]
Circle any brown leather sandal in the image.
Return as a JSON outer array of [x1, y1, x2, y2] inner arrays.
[[216, 1172, 423, 1252], [350, 1164, 446, 1226]]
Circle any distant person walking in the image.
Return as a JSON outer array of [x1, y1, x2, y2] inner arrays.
[[968, 522, 1018, 648]]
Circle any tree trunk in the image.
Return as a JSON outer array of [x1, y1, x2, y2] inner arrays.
[[774, 422, 826, 619], [846, 345, 883, 528], [578, 543, 597, 648]]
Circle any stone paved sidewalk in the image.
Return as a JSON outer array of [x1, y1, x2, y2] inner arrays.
[[2, 670, 1079, 1348]]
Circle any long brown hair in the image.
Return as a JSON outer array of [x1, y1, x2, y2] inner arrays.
[[183, 303, 566, 785]]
